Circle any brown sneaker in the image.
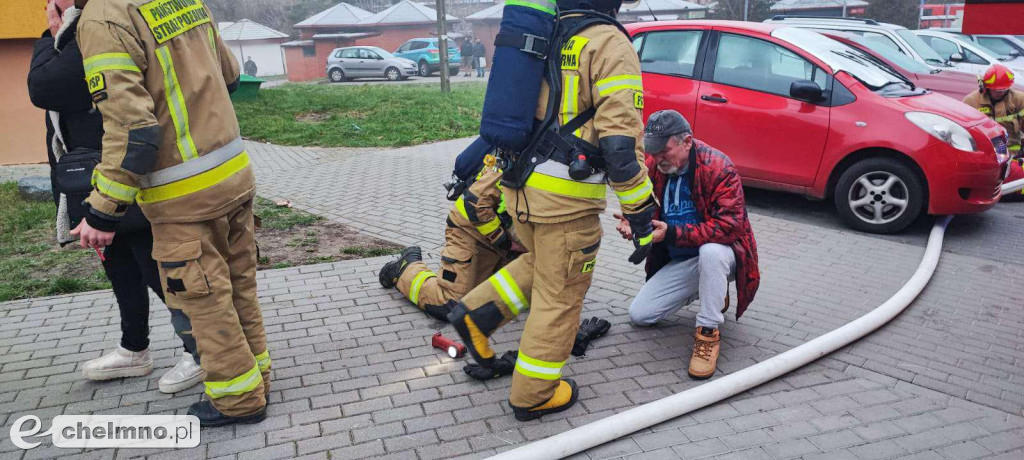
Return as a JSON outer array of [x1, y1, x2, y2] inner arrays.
[[688, 327, 720, 380]]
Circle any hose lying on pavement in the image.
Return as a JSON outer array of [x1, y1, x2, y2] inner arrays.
[[490, 215, 954, 460], [1003, 177, 1024, 195]]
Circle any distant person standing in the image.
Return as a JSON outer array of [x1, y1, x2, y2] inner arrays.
[[244, 56, 258, 77], [474, 38, 486, 78], [460, 38, 473, 77]]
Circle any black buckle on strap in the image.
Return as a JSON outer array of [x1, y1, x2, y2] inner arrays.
[[494, 32, 549, 59]]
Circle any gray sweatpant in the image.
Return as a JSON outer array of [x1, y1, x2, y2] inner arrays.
[[629, 243, 736, 329]]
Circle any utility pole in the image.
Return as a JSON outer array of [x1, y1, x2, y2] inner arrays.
[[435, 0, 451, 93], [743, 0, 748, 21], [842, 0, 847, 18]]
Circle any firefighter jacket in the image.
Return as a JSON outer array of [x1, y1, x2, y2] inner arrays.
[[450, 166, 512, 250], [77, 0, 250, 231], [504, 20, 653, 224], [963, 89, 1024, 155]]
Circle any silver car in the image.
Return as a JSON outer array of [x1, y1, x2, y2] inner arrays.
[[326, 46, 418, 82]]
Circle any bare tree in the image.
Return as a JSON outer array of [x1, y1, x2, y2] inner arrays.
[[711, 0, 773, 22]]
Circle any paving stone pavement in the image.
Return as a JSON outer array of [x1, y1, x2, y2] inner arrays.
[[1, 139, 1022, 460]]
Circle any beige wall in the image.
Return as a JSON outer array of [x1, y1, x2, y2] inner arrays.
[[0, 39, 47, 165]]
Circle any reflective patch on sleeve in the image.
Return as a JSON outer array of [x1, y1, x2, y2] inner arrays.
[[560, 36, 590, 71], [86, 73, 106, 94], [634, 92, 644, 109], [139, 0, 212, 44], [979, 106, 991, 114]]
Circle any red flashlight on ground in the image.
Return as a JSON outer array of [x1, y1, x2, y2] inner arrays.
[[432, 332, 466, 359]]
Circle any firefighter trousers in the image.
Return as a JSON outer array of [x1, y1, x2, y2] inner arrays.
[[458, 214, 601, 408], [150, 199, 269, 417], [396, 225, 507, 309]]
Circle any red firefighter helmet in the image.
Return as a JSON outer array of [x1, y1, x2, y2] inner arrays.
[[981, 64, 1015, 91]]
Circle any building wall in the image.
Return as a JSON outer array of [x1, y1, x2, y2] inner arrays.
[[227, 39, 287, 76], [0, 1, 47, 39], [469, 21, 499, 62], [1, 39, 47, 165], [285, 46, 326, 81]]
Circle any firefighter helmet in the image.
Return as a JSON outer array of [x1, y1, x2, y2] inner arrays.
[[982, 64, 1015, 91]]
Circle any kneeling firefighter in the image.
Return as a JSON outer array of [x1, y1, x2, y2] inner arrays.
[[379, 151, 518, 322], [962, 64, 1024, 199], [447, 0, 656, 421]]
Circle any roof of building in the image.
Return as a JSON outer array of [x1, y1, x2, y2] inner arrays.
[[466, 2, 504, 20], [357, 0, 457, 25], [219, 19, 289, 41], [311, 32, 382, 40], [771, 0, 868, 12], [295, 2, 374, 28], [621, 0, 709, 14]]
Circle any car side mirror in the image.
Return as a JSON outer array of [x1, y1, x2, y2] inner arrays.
[[790, 80, 823, 102], [949, 53, 965, 62], [1010, 50, 1022, 57]]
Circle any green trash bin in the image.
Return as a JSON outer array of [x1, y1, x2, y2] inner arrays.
[[231, 74, 264, 102]]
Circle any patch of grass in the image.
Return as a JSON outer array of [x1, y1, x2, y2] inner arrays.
[[0, 182, 109, 301], [342, 246, 401, 258], [254, 197, 321, 230], [271, 262, 293, 269], [234, 82, 486, 148]]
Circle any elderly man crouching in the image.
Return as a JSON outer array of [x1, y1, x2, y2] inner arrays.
[[616, 110, 760, 380]]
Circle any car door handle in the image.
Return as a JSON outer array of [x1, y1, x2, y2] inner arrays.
[[701, 95, 728, 103]]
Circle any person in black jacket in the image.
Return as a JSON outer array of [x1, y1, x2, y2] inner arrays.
[[460, 38, 474, 77], [473, 38, 486, 78], [27, 0, 203, 394]]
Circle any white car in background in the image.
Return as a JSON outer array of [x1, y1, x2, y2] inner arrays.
[[914, 30, 1024, 75]]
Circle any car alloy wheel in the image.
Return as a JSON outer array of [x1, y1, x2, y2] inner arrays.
[[834, 157, 924, 234], [386, 67, 400, 81], [329, 69, 345, 82], [418, 61, 431, 77], [847, 171, 910, 225]]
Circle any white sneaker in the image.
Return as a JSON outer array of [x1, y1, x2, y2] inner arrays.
[[82, 346, 154, 381], [159, 353, 205, 394]]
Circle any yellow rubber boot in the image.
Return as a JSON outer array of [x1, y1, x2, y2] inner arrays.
[[511, 379, 579, 422], [448, 302, 495, 365]]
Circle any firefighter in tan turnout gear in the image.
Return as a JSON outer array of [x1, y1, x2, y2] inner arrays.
[[379, 159, 518, 322], [962, 64, 1024, 199], [73, 0, 269, 426], [448, 0, 656, 421]]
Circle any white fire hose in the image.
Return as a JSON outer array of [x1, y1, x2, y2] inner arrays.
[[491, 214, 955, 460], [1003, 177, 1024, 195]]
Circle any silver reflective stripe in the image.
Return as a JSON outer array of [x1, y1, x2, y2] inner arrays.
[[140, 137, 245, 188], [534, 160, 606, 184]]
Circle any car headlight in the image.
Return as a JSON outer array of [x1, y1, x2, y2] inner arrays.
[[905, 112, 977, 152]]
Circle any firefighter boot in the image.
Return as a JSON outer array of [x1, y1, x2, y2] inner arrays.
[[448, 301, 497, 367], [511, 379, 579, 422], [188, 400, 266, 428], [688, 327, 721, 380], [379, 247, 422, 288]]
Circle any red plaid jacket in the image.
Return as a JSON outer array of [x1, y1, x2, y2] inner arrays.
[[643, 139, 760, 318]]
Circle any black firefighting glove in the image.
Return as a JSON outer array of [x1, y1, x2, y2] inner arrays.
[[624, 204, 655, 265], [571, 317, 611, 357], [424, 303, 452, 322], [464, 350, 517, 380]]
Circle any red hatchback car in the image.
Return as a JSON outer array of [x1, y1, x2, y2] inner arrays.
[[628, 21, 1010, 233]]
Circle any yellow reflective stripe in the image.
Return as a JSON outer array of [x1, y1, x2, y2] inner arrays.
[[137, 151, 250, 203], [455, 196, 471, 221], [476, 218, 500, 235], [91, 170, 139, 203], [205, 363, 262, 399], [497, 193, 507, 215], [616, 177, 653, 205], [155, 47, 199, 162], [562, 75, 581, 137], [255, 350, 271, 373], [514, 351, 564, 380], [596, 74, 643, 96], [83, 53, 141, 74], [489, 268, 527, 315], [994, 109, 1024, 122], [1010, 144, 1021, 151], [526, 172, 606, 199], [505, 0, 556, 15], [638, 234, 653, 246], [409, 271, 436, 305], [207, 28, 217, 54]]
